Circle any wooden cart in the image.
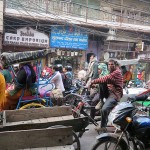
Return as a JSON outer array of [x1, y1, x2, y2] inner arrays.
[[0, 106, 89, 150]]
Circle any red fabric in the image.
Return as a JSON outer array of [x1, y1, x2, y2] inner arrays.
[[138, 89, 150, 96], [42, 66, 52, 77]]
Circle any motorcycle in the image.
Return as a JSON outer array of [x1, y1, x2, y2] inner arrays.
[[91, 94, 150, 150]]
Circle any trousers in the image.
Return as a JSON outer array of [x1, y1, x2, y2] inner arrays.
[[100, 97, 118, 128]]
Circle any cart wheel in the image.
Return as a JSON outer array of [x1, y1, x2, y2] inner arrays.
[[19, 103, 45, 110], [72, 131, 80, 150]]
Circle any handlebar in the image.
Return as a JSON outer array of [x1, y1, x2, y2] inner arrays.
[[128, 94, 149, 103]]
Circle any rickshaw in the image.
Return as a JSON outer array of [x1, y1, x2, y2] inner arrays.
[[1, 49, 56, 109], [0, 49, 90, 150]]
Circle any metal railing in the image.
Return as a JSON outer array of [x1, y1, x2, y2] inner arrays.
[[5, 0, 150, 26]]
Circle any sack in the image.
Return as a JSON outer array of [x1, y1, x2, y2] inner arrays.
[[51, 89, 63, 98]]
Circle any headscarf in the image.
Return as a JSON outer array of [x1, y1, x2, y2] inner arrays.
[[98, 63, 109, 77]]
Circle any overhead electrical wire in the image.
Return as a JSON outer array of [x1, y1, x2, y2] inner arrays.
[[5, 0, 150, 26], [4, 0, 150, 30], [5, 0, 150, 41], [3, 0, 150, 42]]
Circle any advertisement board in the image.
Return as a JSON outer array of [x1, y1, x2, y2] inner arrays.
[[50, 26, 88, 50], [4, 27, 49, 47]]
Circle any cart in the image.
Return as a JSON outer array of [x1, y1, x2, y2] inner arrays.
[[0, 106, 89, 150]]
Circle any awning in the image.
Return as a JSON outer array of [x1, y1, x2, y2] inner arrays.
[[1, 49, 56, 65]]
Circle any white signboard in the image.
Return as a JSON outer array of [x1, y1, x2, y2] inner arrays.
[[138, 53, 150, 60], [4, 27, 49, 47]]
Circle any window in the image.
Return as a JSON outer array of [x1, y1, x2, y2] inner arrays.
[[60, 0, 73, 13]]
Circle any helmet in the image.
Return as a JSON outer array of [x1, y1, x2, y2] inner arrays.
[[57, 64, 63, 72], [66, 65, 72, 71]]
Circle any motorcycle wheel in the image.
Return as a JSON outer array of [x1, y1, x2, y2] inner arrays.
[[91, 136, 127, 150]]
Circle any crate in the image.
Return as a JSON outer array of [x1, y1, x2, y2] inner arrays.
[[0, 106, 88, 149]]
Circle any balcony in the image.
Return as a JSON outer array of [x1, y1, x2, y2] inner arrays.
[[4, 0, 150, 32]]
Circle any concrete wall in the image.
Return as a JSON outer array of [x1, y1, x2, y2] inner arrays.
[[0, 0, 3, 33]]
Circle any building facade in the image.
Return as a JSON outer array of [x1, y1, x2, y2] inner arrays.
[[0, 0, 3, 53], [2, 0, 150, 79]]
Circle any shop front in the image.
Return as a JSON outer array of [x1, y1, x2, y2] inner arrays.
[[3, 27, 50, 67], [49, 26, 88, 72], [138, 51, 150, 82]]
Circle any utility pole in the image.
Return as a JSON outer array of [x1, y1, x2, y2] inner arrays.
[[86, 0, 88, 22], [121, 0, 123, 23]]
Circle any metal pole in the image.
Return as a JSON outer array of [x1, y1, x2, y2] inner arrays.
[[121, 0, 123, 23], [86, 0, 88, 22]]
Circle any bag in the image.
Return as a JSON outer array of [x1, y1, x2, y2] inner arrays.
[[51, 89, 63, 98]]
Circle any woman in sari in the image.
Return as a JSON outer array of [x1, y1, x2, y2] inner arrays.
[[2, 62, 36, 110], [0, 73, 6, 111]]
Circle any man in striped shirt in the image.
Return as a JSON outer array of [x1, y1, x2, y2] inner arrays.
[[90, 59, 123, 132]]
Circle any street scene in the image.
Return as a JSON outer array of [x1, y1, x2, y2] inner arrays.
[[0, 0, 150, 149]]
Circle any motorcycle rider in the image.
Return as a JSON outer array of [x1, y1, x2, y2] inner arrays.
[[90, 59, 123, 133]]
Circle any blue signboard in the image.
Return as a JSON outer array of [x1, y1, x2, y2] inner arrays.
[[50, 26, 88, 50]]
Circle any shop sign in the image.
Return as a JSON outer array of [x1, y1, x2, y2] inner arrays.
[[104, 51, 126, 60], [138, 53, 150, 61], [50, 26, 88, 50], [4, 27, 49, 47]]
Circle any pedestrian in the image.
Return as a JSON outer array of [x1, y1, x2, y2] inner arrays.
[[77, 66, 86, 81], [121, 66, 132, 87], [50, 65, 65, 105], [57, 64, 66, 87], [63, 66, 73, 91], [0, 63, 12, 89], [0, 72, 6, 111], [90, 59, 123, 133]]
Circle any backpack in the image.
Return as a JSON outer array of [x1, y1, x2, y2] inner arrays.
[[64, 72, 72, 90]]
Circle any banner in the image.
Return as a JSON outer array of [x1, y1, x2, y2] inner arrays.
[[50, 26, 88, 50], [4, 27, 49, 47]]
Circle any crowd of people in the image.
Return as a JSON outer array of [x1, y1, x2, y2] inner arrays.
[[0, 61, 74, 110]]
